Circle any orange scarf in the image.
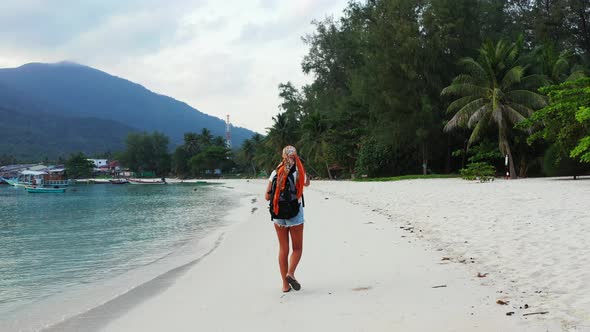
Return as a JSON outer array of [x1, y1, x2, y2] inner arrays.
[[272, 155, 305, 216]]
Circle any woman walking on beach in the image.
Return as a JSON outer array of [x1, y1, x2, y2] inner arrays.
[[265, 146, 310, 292]]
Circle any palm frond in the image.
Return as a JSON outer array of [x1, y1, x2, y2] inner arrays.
[[504, 105, 527, 125], [468, 105, 489, 128], [507, 102, 534, 117], [506, 39, 520, 65], [467, 112, 491, 146], [506, 90, 547, 109], [446, 96, 475, 114], [441, 84, 488, 98], [444, 112, 468, 132], [552, 57, 569, 80], [456, 98, 487, 116], [521, 74, 551, 88], [444, 99, 486, 131], [458, 57, 487, 80], [567, 70, 587, 81], [501, 66, 524, 89], [452, 74, 480, 85]]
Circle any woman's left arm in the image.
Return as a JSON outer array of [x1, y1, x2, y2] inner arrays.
[[265, 181, 272, 201]]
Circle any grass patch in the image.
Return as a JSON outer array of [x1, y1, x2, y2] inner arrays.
[[354, 174, 459, 182]]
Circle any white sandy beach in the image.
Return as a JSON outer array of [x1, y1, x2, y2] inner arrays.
[[52, 178, 588, 332]]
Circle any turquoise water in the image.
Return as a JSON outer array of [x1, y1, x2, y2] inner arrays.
[[0, 183, 236, 330]]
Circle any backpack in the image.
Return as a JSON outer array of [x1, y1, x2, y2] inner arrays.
[[269, 166, 304, 220]]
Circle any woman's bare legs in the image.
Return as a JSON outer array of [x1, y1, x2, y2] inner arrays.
[[274, 224, 291, 291], [287, 224, 304, 280]]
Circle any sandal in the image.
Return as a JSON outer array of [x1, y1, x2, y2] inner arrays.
[[286, 276, 301, 291], [282, 287, 292, 293]]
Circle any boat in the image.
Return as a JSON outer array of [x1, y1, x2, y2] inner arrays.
[[26, 186, 66, 193], [89, 178, 111, 184], [128, 179, 166, 185], [109, 179, 129, 184], [3, 170, 69, 188], [4, 171, 42, 187]]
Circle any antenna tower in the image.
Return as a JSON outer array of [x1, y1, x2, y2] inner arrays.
[[225, 114, 232, 149]]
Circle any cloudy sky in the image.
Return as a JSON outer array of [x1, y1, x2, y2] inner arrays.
[[0, 0, 349, 133]]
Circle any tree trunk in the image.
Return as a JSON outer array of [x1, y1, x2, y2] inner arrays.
[[325, 161, 333, 180], [519, 156, 528, 178], [505, 142, 517, 179], [445, 136, 451, 173], [499, 123, 517, 179], [422, 143, 428, 175], [579, 8, 590, 57]]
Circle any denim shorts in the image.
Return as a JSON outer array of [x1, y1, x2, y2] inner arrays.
[[273, 207, 304, 227]]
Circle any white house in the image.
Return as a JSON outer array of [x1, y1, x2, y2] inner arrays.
[[88, 159, 108, 168]]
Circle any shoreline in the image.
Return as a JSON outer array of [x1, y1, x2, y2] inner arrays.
[[0, 184, 251, 332], [98, 179, 569, 332], [39, 185, 255, 332], [5, 178, 586, 331], [42, 231, 227, 332]]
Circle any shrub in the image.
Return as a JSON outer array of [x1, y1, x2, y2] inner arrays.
[[460, 162, 495, 182]]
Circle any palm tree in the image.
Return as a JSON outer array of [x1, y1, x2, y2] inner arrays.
[[441, 39, 547, 178], [199, 128, 213, 146], [240, 139, 257, 175], [213, 136, 226, 147], [183, 132, 201, 156], [266, 112, 299, 152], [532, 44, 587, 83], [299, 111, 332, 178]]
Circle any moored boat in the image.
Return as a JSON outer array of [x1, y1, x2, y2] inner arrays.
[[128, 178, 166, 185], [26, 186, 66, 193], [110, 179, 129, 184]]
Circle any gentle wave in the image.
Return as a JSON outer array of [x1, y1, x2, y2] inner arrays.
[[0, 183, 238, 331]]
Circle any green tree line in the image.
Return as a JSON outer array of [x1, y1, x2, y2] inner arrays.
[[235, 0, 590, 179], [57, 130, 233, 179]]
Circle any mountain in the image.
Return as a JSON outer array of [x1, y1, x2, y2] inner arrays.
[[0, 62, 256, 160], [0, 106, 134, 160], [0, 81, 135, 160]]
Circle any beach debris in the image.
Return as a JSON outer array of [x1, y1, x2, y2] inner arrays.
[[251, 198, 257, 203], [432, 285, 447, 288], [441, 257, 451, 261], [364, 221, 375, 224], [496, 300, 509, 305], [459, 259, 466, 263], [436, 248, 443, 251], [519, 304, 529, 309], [352, 286, 371, 291], [251, 207, 258, 214], [523, 311, 548, 316], [325, 197, 329, 200], [477, 272, 489, 278], [506, 312, 515, 316]]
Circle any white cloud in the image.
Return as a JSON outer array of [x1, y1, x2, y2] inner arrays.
[[0, 0, 349, 134]]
